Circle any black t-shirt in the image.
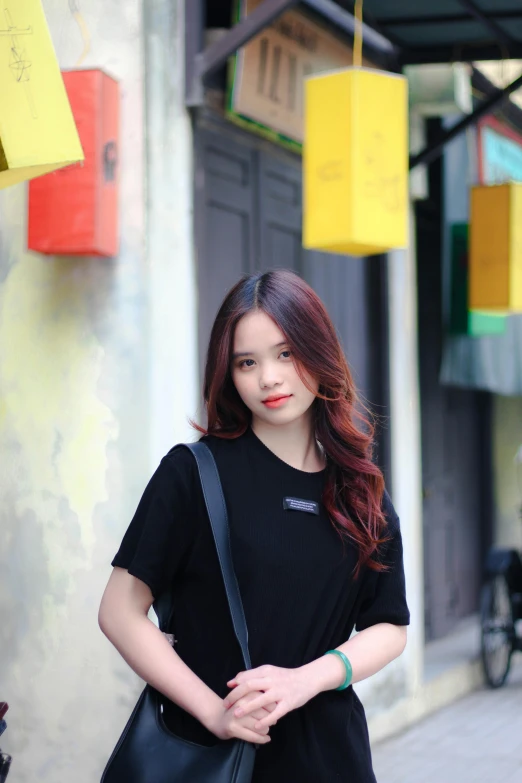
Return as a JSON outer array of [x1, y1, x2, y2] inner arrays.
[[112, 427, 410, 782]]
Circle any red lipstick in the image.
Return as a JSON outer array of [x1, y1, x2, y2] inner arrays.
[[262, 394, 292, 409]]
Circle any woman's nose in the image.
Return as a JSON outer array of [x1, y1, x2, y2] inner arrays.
[[259, 364, 283, 389]]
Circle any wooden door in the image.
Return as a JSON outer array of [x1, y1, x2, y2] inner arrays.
[[195, 117, 389, 477]]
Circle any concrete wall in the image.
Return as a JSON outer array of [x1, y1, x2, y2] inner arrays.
[[493, 396, 522, 551], [0, 1, 197, 781], [356, 206, 424, 722]]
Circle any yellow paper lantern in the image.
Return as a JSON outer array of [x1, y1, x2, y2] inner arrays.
[[469, 183, 522, 312], [0, 0, 84, 189], [303, 67, 408, 256]]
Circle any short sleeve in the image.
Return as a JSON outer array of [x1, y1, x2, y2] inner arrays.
[[111, 448, 194, 599], [355, 491, 410, 632]]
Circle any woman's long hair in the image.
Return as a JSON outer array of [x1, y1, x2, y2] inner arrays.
[[192, 269, 389, 574]]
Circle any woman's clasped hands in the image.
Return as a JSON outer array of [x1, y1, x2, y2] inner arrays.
[[211, 689, 276, 744], [223, 664, 316, 735]]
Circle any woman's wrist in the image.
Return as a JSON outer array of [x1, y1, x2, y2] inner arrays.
[[191, 691, 224, 735], [299, 653, 347, 697]]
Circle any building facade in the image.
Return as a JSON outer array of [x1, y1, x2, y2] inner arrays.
[[4, 2, 521, 781]]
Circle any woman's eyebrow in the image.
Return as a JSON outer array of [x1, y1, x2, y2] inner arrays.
[[232, 341, 288, 360]]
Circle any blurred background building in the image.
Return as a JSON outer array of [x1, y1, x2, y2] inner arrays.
[[1, 1, 522, 780]]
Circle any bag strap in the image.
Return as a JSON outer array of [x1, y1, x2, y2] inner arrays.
[[181, 442, 251, 670], [152, 442, 251, 668]]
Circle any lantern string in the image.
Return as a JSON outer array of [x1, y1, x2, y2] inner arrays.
[[353, 0, 363, 68]]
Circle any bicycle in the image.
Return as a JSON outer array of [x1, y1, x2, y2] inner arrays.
[[480, 534, 522, 688]]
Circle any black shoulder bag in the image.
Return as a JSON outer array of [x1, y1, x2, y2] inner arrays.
[[100, 442, 256, 783]]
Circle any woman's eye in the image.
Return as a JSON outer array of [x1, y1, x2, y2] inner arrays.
[[280, 350, 292, 359], [239, 359, 255, 368]]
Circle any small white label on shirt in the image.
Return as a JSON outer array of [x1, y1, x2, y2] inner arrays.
[[283, 497, 320, 515]]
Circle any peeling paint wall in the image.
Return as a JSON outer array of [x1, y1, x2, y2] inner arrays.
[[0, 1, 197, 781]]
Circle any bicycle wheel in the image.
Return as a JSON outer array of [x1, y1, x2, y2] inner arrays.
[[480, 575, 515, 688]]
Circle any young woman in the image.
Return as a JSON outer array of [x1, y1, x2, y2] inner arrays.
[[99, 268, 409, 782]]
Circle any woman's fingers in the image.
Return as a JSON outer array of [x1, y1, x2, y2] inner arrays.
[[250, 705, 276, 723], [253, 702, 278, 714], [250, 721, 270, 736], [224, 679, 268, 708], [237, 728, 271, 744], [233, 715, 270, 742], [227, 665, 272, 689], [254, 703, 286, 730], [234, 692, 274, 717]]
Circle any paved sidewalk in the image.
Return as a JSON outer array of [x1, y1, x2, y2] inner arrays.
[[372, 662, 522, 783]]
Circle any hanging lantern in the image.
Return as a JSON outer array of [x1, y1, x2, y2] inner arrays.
[[303, 67, 408, 256], [0, 0, 83, 189], [28, 69, 120, 257], [469, 183, 522, 312], [449, 223, 506, 336]]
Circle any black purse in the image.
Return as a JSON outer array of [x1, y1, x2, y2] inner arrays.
[[100, 442, 256, 783]]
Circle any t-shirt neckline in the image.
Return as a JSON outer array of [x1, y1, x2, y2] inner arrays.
[[245, 426, 327, 477]]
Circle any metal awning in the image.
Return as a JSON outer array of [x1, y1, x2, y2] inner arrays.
[[186, 1, 522, 107], [185, 1, 522, 395], [441, 315, 522, 395], [186, 0, 522, 168], [360, 0, 522, 65]]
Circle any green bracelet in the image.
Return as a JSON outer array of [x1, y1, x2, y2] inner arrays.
[[325, 649, 353, 691]]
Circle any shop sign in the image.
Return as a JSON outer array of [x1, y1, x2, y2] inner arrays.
[[478, 117, 522, 184], [227, 0, 376, 151]]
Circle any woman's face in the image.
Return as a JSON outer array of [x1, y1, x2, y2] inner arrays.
[[231, 310, 318, 427]]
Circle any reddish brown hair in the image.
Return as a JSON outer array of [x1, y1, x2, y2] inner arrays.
[[192, 269, 389, 574]]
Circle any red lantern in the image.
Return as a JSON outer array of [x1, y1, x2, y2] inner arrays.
[[28, 69, 119, 258]]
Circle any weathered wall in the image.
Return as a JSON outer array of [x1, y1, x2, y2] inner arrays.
[[356, 206, 424, 722], [493, 396, 522, 551], [0, 1, 197, 781]]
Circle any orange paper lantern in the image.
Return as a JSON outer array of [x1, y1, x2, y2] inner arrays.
[[28, 69, 119, 257], [469, 183, 522, 312]]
